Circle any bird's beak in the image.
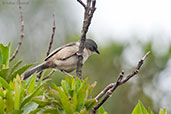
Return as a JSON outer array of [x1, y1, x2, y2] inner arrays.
[[96, 49, 100, 54]]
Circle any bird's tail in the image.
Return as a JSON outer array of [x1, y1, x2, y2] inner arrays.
[[22, 62, 49, 80]]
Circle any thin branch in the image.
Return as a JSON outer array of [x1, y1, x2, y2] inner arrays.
[[10, 0, 24, 62], [77, 0, 86, 8], [92, 51, 150, 114], [42, 69, 56, 80], [47, 13, 56, 56], [76, 0, 96, 79], [37, 14, 56, 80]]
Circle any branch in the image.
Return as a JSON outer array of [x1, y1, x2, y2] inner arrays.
[[92, 51, 150, 114], [77, 0, 86, 8], [42, 69, 56, 80], [47, 13, 56, 56], [37, 14, 56, 80], [76, 0, 97, 79], [10, 0, 24, 62]]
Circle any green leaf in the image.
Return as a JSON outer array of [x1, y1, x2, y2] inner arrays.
[[0, 88, 4, 98], [22, 102, 39, 114], [80, 108, 88, 114], [41, 108, 60, 114], [8, 64, 32, 81], [61, 80, 70, 96], [11, 110, 23, 114], [9, 60, 22, 75], [148, 107, 154, 114], [85, 99, 96, 110], [14, 82, 21, 110], [159, 108, 167, 114], [0, 51, 2, 69], [0, 68, 9, 79], [131, 100, 148, 114], [0, 43, 10, 68], [31, 96, 51, 107], [0, 77, 10, 89], [27, 74, 36, 94], [88, 81, 96, 94], [20, 81, 45, 107], [98, 106, 108, 114], [76, 88, 88, 112], [0, 96, 5, 114], [56, 87, 73, 114], [6, 89, 14, 113]]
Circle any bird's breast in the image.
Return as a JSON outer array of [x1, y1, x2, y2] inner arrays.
[[54, 56, 78, 72]]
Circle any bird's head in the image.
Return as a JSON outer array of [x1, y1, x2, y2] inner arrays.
[[84, 39, 100, 54]]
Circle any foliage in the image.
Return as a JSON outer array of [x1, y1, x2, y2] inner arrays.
[[0, 43, 32, 82], [0, 43, 169, 114], [132, 101, 167, 114], [31, 76, 97, 114]]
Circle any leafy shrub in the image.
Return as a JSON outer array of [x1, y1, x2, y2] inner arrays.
[[0, 43, 167, 114]]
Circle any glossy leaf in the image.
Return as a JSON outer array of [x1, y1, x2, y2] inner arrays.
[[22, 102, 39, 114]]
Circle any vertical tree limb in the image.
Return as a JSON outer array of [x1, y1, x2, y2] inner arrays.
[[10, 0, 24, 62], [76, 0, 97, 79]]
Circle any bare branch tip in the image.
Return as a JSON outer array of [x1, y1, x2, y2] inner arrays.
[[142, 51, 151, 60], [77, 0, 86, 8]]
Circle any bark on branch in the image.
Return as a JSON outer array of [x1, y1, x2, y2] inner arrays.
[[76, 0, 96, 79], [92, 51, 151, 114], [10, 0, 24, 62]]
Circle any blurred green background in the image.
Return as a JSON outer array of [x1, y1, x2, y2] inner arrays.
[[0, 0, 171, 113]]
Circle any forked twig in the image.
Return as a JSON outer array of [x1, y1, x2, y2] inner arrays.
[[92, 51, 150, 114], [10, 0, 24, 62]]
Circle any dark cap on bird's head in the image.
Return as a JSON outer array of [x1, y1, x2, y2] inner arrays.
[[85, 39, 100, 54]]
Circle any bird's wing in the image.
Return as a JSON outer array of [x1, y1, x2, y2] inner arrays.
[[45, 42, 79, 61]]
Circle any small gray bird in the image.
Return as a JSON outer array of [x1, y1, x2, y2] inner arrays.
[[22, 39, 100, 80]]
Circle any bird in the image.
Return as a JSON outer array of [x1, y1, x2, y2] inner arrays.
[[22, 39, 100, 80]]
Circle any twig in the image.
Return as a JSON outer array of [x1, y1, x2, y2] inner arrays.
[[76, 0, 97, 79], [47, 13, 56, 56], [10, 0, 24, 62], [77, 0, 86, 8], [42, 69, 56, 80], [92, 51, 150, 114], [37, 14, 56, 80]]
